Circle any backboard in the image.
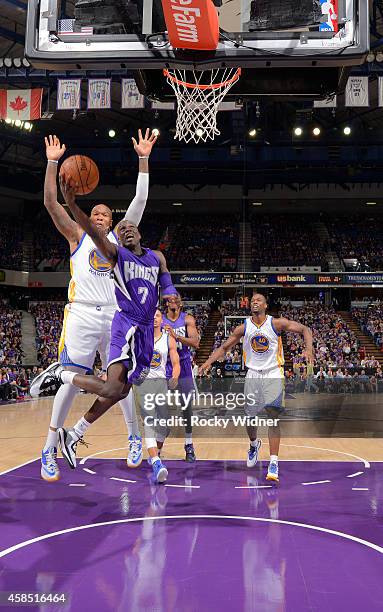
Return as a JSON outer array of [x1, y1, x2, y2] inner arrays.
[[26, 0, 368, 71]]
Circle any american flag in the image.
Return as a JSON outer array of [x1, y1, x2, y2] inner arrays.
[[58, 19, 94, 35]]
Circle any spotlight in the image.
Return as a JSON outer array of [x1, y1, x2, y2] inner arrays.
[[195, 128, 203, 138], [172, 202, 183, 206], [24, 121, 32, 131], [313, 127, 321, 136], [294, 127, 303, 136], [152, 128, 160, 136], [5, 118, 12, 124], [377, 52, 383, 63], [4, 58, 12, 68], [108, 129, 116, 138], [343, 126, 351, 135], [14, 119, 22, 127], [248, 128, 257, 137], [22, 58, 31, 67], [13, 58, 22, 68]]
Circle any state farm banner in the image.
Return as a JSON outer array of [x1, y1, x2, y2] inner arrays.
[[345, 76, 369, 107], [0, 88, 43, 120], [57, 79, 81, 110], [161, 0, 219, 50], [121, 79, 145, 109], [87, 78, 111, 109]]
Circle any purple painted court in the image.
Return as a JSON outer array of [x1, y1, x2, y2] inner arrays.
[[1, 459, 383, 611]]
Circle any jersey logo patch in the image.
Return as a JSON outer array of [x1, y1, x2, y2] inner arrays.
[[89, 249, 113, 273], [250, 334, 270, 353], [151, 350, 162, 368]]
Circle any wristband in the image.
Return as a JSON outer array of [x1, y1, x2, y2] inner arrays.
[[47, 159, 58, 164], [139, 156, 149, 159]]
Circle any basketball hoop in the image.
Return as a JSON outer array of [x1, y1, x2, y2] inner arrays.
[[163, 67, 241, 144]]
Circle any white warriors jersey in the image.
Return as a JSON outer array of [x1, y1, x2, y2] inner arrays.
[[68, 232, 118, 306], [243, 315, 284, 372], [147, 332, 169, 379]]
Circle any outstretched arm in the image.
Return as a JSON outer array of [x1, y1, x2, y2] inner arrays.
[[274, 318, 313, 364], [43, 135, 81, 247], [60, 174, 118, 265], [119, 129, 157, 227], [199, 324, 245, 375]]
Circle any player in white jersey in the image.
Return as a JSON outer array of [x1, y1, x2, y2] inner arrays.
[[39, 130, 157, 482], [199, 293, 313, 483], [127, 309, 180, 483]]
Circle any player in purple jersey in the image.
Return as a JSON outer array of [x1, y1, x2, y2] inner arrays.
[[162, 295, 200, 462], [31, 175, 178, 472]]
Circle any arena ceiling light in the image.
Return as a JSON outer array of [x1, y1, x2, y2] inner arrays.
[[172, 202, 183, 206], [248, 128, 257, 137], [3, 118, 33, 131], [252, 202, 263, 206], [152, 128, 160, 136], [343, 126, 352, 135], [366, 202, 377, 206], [313, 127, 321, 136], [293, 127, 303, 136], [108, 129, 116, 138]]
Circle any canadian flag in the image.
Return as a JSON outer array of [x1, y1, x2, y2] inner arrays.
[[0, 88, 43, 121]]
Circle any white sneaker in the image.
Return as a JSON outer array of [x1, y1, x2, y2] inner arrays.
[[247, 439, 262, 468], [30, 362, 63, 398], [127, 435, 143, 468], [58, 428, 85, 469], [41, 446, 60, 482], [266, 460, 279, 482]]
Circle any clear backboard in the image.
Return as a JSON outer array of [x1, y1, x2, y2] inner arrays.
[[26, 0, 368, 71]]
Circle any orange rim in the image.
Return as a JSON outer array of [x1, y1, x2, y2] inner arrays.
[[163, 68, 241, 91]]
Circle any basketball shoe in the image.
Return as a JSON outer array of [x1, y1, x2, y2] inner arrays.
[[127, 434, 143, 468], [266, 460, 279, 483], [41, 447, 60, 482], [58, 428, 87, 469], [184, 443, 196, 462], [151, 458, 168, 483], [247, 439, 262, 467], [30, 362, 63, 398]]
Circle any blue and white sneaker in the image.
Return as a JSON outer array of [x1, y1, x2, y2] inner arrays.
[[127, 434, 143, 468], [41, 447, 60, 482], [152, 459, 168, 484], [266, 460, 279, 482], [247, 439, 262, 468]]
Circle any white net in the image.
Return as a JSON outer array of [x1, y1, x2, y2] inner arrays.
[[163, 67, 241, 144]]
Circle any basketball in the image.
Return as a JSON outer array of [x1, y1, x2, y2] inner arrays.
[[59, 155, 99, 195]]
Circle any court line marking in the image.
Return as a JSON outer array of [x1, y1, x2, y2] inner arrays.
[[235, 485, 272, 489], [110, 477, 136, 484], [164, 484, 200, 489], [352, 488, 369, 491], [302, 480, 331, 486], [1, 514, 383, 560], [280, 444, 370, 469], [0, 457, 39, 477], [82, 468, 96, 475], [347, 472, 364, 478], [68, 483, 86, 487]]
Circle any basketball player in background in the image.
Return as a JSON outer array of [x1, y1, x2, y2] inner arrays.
[[38, 130, 157, 482], [128, 309, 180, 482], [162, 295, 200, 462], [32, 175, 178, 480], [199, 293, 313, 482]]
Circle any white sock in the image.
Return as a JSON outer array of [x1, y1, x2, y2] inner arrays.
[[44, 383, 79, 451], [250, 439, 259, 448], [185, 436, 193, 445], [73, 417, 91, 438], [151, 455, 161, 465], [270, 454, 278, 463], [119, 393, 140, 436], [61, 371, 76, 385]]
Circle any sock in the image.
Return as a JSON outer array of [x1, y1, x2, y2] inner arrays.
[[119, 393, 140, 436], [151, 455, 161, 465], [73, 417, 91, 438], [270, 454, 278, 463], [61, 371, 76, 385], [185, 435, 193, 445], [250, 439, 259, 448], [44, 428, 58, 450], [44, 383, 79, 451]]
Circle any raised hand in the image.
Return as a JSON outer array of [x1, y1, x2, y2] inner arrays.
[[45, 134, 66, 161], [132, 128, 157, 157]]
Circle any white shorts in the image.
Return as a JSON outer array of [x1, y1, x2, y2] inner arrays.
[[244, 366, 285, 416], [58, 302, 117, 372]]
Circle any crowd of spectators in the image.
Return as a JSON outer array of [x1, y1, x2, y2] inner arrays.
[[164, 217, 239, 271], [0, 366, 42, 402], [0, 303, 23, 367], [0, 219, 24, 270], [326, 216, 383, 270], [352, 304, 383, 351], [34, 213, 68, 271], [30, 302, 64, 368], [250, 215, 326, 270]]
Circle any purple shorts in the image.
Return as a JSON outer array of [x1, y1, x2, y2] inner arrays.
[[177, 358, 197, 395], [108, 311, 153, 385]]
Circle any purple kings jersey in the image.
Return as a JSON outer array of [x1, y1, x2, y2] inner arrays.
[[113, 246, 160, 325], [162, 311, 191, 362]]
